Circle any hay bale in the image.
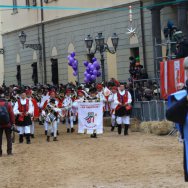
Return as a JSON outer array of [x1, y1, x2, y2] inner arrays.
[[140, 122, 152, 134], [150, 121, 173, 135], [130, 118, 141, 132]]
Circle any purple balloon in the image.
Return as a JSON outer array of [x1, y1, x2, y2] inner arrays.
[[74, 60, 78, 66], [86, 74, 91, 80], [68, 61, 73, 66], [84, 77, 89, 83], [73, 66, 77, 71], [91, 75, 96, 80], [71, 52, 76, 57], [89, 70, 93, 75], [86, 67, 90, 73], [68, 57, 74, 64], [93, 70, 98, 76], [67, 55, 71, 60], [84, 71, 87, 77], [96, 65, 101, 70], [92, 57, 97, 62], [73, 71, 77, 76], [88, 63, 92, 68], [90, 65, 95, 71], [83, 61, 89, 67], [97, 71, 101, 77], [93, 61, 99, 68]]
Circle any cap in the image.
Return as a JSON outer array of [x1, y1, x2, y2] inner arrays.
[[66, 89, 72, 94], [49, 91, 56, 96], [89, 87, 97, 93], [112, 86, 118, 91], [96, 84, 103, 90], [26, 89, 32, 95], [77, 90, 85, 96]]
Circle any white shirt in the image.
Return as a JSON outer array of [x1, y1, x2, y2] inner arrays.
[[108, 93, 119, 110]]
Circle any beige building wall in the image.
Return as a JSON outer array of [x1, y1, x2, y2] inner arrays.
[[0, 11, 4, 85], [0, 0, 138, 34]]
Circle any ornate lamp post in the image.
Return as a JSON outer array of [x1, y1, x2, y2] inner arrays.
[[85, 32, 119, 82], [18, 31, 45, 84]]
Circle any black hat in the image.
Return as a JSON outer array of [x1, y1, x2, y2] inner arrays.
[[89, 87, 97, 93], [0, 87, 4, 95]]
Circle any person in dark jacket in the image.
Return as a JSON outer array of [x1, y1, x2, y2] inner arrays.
[[0, 88, 15, 156], [166, 57, 188, 182]]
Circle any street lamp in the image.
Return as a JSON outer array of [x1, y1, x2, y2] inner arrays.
[[18, 31, 44, 84], [19, 31, 42, 50], [84, 32, 119, 82]]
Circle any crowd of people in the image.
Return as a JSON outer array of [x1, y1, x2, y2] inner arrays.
[[0, 79, 133, 156]]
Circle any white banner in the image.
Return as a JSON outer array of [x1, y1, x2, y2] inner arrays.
[[78, 102, 103, 134]]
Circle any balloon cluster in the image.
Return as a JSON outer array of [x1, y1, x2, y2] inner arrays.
[[67, 52, 78, 77], [83, 57, 101, 83]]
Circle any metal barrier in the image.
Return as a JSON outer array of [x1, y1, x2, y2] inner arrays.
[[132, 100, 167, 121]]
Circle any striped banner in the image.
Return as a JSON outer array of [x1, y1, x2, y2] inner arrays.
[[160, 58, 185, 99]]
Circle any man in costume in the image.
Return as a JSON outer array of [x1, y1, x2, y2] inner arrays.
[[13, 89, 34, 144], [26, 89, 39, 138], [108, 86, 118, 131], [45, 98, 60, 142], [87, 87, 100, 138], [63, 89, 74, 133], [115, 83, 132, 136], [42, 90, 58, 135]]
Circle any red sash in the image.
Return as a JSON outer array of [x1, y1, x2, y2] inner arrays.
[[32, 98, 39, 118]]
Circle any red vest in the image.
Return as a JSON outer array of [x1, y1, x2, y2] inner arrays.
[[115, 91, 128, 111], [18, 99, 29, 113]]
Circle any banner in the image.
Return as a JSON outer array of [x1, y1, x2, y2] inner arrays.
[[78, 102, 103, 134], [160, 58, 185, 99]]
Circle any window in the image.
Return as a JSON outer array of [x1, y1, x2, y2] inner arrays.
[[12, 0, 18, 13], [26, 0, 37, 7], [26, 0, 30, 6], [32, 0, 37, 6]]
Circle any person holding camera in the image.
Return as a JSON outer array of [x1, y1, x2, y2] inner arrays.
[[0, 87, 16, 156]]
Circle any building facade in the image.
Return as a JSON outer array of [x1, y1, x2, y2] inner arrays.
[[0, 0, 188, 85]]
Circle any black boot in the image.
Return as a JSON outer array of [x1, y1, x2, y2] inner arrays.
[[111, 126, 115, 132], [117, 124, 122, 135], [124, 124, 129, 136], [47, 136, 50, 142], [53, 137, 58, 141], [71, 128, 75, 133], [26, 134, 31, 144], [31, 134, 34, 138], [19, 134, 24, 143], [90, 133, 97, 138], [67, 128, 70, 133], [57, 130, 59, 135], [45, 130, 47, 135], [51, 132, 54, 137]]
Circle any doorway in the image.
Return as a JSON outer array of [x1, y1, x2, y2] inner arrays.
[[31, 62, 38, 85], [51, 58, 59, 85]]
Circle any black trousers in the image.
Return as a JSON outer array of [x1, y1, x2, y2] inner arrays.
[[0, 128, 12, 155]]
